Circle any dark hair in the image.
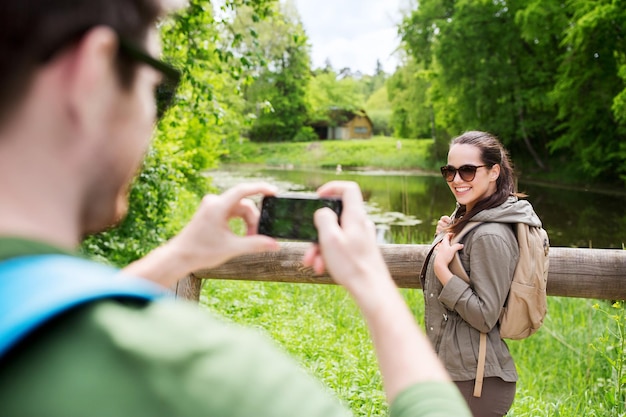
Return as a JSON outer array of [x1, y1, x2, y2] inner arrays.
[[0, 0, 163, 126], [448, 131, 526, 234]]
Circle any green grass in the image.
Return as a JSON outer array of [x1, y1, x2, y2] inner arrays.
[[200, 279, 625, 416], [201, 280, 387, 415], [221, 136, 436, 171], [198, 222, 625, 416]]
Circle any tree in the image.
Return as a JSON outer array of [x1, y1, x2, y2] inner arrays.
[[241, 1, 312, 142], [404, 0, 559, 166], [307, 69, 365, 124], [364, 85, 393, 136], [82, 0, 278, 264], [387, 57, 432, 139], [355, 60, 389, 99], [549, 0, 626, 181], [398, 0, 626, 183]]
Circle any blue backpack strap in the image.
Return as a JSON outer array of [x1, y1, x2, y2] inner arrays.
[[0, 255, 170, 357]]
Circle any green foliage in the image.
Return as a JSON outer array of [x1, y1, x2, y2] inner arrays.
[[307, 70, 365, 124], [361, 60, 389, 97], [307, 64, 388, 136], [387, 58, 432, 139], [398, 0, 626, 185], [221, 136, 433, 170], [81, 142, 199, 266], [244, 2, 312, 142], [293, 126, 318, 142], [549, 0, 626, 181], [403, 0, 558, 165], [364, 85, 390, 110], [366, 109, 392, 137], [364, 86, 393, 136], [82, 0, 278, 263]]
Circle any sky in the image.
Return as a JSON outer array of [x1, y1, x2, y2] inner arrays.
[[292, 0, 409, 76]]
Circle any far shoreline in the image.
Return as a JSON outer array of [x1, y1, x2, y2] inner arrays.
[[212, 162, 626, 197]]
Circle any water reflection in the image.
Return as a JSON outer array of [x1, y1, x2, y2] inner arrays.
[[208, 166, 626, 248]]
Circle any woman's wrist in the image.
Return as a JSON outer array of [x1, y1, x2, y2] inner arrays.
[[433, 261, 453, 286]]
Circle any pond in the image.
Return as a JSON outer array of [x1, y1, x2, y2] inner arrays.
[[208, 166, 626, 249]]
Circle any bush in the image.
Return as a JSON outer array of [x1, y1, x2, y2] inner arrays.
[[293, 126, 319, 142], [80, 144, 191, 266], [367, 109, 393, 136]]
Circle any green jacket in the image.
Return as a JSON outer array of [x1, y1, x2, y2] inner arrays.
[[422, 197, 542, 382], [0, 237, 470, 417]]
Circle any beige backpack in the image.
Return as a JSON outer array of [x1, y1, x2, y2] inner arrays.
[[449, 221, 549, 397]]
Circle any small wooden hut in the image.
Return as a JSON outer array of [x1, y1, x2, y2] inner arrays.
[[311, 109, 374, 140]]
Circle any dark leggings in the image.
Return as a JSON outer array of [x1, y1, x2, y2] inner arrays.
[[454, 378, 516, 417]]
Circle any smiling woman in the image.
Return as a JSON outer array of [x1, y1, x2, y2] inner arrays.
[[444, 143, 500, 212], [420, 130, 546, 416]]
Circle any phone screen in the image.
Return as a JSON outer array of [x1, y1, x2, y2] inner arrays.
[[258, 195, 343, 241]]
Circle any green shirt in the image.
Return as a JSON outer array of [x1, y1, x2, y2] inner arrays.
[[0, 237, 470, 417]]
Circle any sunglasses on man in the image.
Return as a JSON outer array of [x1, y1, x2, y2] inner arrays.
[[440, 164, 487, 182], [118, 37, 181, 119]]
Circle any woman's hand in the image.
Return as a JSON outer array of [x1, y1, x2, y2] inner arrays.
[[435, 215, 452, 235], [433, 232, 464, 286]]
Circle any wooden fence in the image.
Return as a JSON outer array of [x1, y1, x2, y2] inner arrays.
[[172, 243, 626, 302]]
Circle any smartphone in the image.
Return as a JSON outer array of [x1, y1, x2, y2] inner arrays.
[[258, 194, 343, 241]]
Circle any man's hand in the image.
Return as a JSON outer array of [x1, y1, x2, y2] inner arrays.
[[302, 181, 389, 295], [124, 182, 280, 287], [304, 181, 454, 403]]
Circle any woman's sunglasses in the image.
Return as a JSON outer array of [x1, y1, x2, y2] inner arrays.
[[440, 164, 487, 182]]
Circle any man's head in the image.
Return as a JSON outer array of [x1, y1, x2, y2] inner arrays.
[[0, 0, 181, 243], [0, 0, 166, 126]]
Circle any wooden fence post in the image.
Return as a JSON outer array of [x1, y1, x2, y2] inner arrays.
[[172, 273, 202, 302], [186, 243, 626, 302]]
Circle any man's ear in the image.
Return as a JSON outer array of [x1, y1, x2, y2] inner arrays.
[[63, 26, 119, 137]]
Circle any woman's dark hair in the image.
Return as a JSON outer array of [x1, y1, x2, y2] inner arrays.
[[448, 131, 526, 235], [0, 0, 163, 127]]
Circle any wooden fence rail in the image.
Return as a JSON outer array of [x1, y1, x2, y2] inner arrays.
[[172, 243, 626, 302]]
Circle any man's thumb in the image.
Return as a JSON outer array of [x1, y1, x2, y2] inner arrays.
[[314, 207, 340, 237]]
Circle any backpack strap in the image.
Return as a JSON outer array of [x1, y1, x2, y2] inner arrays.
[[0, 255, 170, 358], [474, 332, 487, 397], [449, 221, 483, 283], [448, 222, 487, 397]]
